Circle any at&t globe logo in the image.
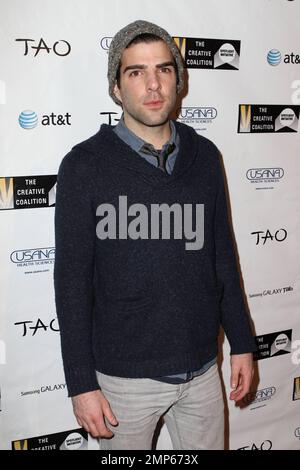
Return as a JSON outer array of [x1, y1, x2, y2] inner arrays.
[[267, 49, 282, 66], [18, 110, 38, 129]]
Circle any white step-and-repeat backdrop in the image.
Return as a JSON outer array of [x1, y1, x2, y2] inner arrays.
[[0, 0, 300, 450]]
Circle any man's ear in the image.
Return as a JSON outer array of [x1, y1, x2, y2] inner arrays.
[[113, 83, 122, 103]]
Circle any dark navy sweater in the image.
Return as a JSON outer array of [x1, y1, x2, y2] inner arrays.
[[54, 121, 256, 397]]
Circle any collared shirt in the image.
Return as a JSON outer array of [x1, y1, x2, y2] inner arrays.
[[113, 115, 217, 383], [113, 116, 179, 175]]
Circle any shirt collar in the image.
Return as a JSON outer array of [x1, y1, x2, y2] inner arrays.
[[114, 114, 177, 153]]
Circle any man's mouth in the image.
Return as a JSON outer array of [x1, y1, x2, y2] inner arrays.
[[144, 100, 164, 109]]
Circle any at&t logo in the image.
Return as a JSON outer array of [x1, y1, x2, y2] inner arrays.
[[267, 49, 281, 66], [19, 111, 38, 129], [18, 111, 71, 129], [267, 48, 300, 65]]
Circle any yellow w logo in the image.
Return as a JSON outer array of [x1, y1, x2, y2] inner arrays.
[[0, 177, 14, 209], [239, 105, 251, 133], [173, 37, 186, 60], [294, 377, 300, 400], [13, 440, 28, 450]]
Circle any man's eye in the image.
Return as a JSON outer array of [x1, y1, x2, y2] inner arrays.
[[160, 67, 172, 73], [129, 70, 142, 77]]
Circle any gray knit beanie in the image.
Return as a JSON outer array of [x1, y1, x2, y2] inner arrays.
[[108, 20, 185, 106]]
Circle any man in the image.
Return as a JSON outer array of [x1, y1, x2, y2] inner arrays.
[[54, 20, 256, 450]]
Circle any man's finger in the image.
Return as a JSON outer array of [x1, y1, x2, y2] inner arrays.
[[88, 421, 102, 438], [102, 402, 118, 426], [230, 368, 240, 390], [81, 418, 90, 434], [96, 417, 115, 438]]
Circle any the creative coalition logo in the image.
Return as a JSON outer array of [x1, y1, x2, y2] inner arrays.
[[20, 383, 66, 397], [246, 167, 284, 189], [0, 176, 56, 210], [243, 386, 276, 409], [251, 228, 287, 245], [238, 105, 300, 133], [237, 440, 272, 451], [12, 428, 87, 450], [174, 37, 240, 70], [293, 377, 300, 401], [254, 329, 292, 361], [176, 107, 217, 132], [18, 110, 71, 129], [267, 48, 300, 65], [295, 428, 300, 439], [14, 317, 59, 337], [10, 247, 55, 274], [15, 38, 71, 57], [249, 285, 293, 299]]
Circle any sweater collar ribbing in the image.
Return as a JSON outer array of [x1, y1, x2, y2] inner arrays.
[[75, 121, 199, 189]]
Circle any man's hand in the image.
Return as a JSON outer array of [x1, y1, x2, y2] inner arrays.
[[229, 352, 254, 402], [71, 390, 118, 438]]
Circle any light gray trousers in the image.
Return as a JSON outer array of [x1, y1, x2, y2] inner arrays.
[[96, 363, 224, 450]]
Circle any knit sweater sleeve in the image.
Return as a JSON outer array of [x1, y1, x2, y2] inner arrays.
[[54, 149, 100, 397], [213, 150, 256, 354]]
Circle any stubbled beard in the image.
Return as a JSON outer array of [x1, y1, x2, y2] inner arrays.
[[125, 106, 172, 128]]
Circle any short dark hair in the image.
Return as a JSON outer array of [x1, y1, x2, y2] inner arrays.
[[116, 33, 178, 88]]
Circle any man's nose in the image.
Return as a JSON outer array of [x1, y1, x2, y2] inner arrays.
[[146, 71, 161, 92]]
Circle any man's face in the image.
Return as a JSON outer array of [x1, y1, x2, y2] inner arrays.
[[114, 40, 177, 131]]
